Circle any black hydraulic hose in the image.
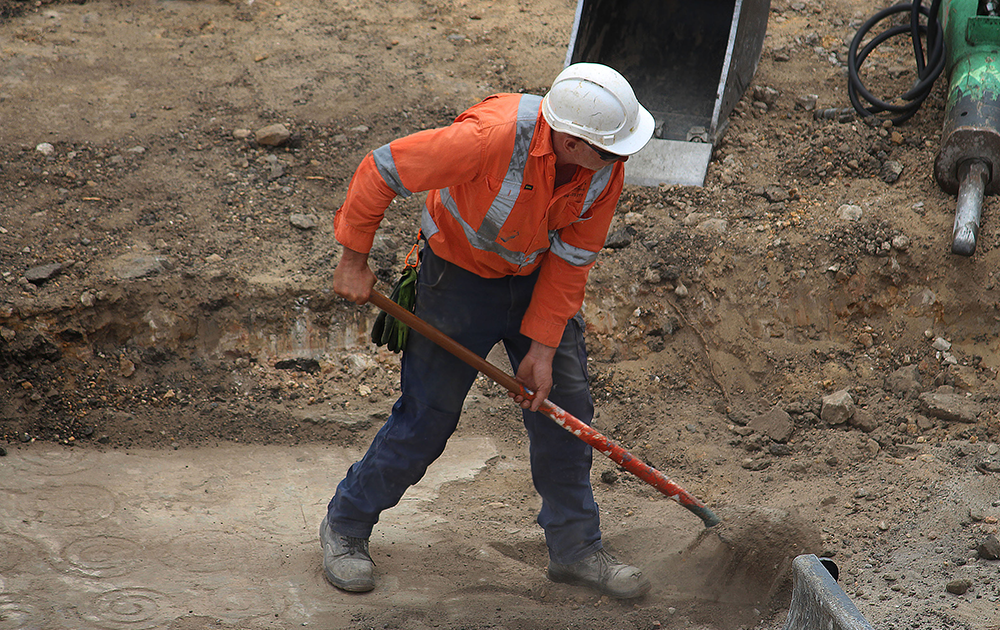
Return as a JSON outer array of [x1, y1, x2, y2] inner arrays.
[[847, 0, 946, 125]]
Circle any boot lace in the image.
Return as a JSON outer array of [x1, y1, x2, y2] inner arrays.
[[592, 549, 619, 578], [337, 535, 374, 563]]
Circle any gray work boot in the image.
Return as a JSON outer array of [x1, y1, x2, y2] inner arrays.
[[319, 518, 375, 592], [547, 548, 650, 599]]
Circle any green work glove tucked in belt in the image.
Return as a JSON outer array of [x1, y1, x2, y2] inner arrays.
[[370, 265, 417, 353]]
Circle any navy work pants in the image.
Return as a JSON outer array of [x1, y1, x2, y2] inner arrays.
[[326, 246, 603, 565]]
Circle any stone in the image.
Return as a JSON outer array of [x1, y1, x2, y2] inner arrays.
[[978, 534, 1000, 561], [946, 579, 972, 595], [769, 443, 792, 456], [604, 228, 633, 249], [763, 185, 789, 203], [795, 94, 818, 110], [882, 160, 904, 184], [289, 213, 318, 230], [109, 253, 164, 280], [752, 85, 780, 106], [698, 218, 728, 234], [850, 408, 878, 433], [24, 263, 62, 285], [820, 390, 854, 425], [885, 365, 922, 399], [838, 204, 863, 221], [255, 123, 291, 146], [119, 357, 136, 378], [918, 392, 981, 423], [749, 406, 795, 443], [951, 365, 979, 390], [683, 212, 711, 226], [741, 457, 772, 471], [931, 337, 951, 352]]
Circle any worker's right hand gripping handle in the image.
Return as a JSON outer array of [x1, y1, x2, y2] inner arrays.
[[368, 289, 721, 529]]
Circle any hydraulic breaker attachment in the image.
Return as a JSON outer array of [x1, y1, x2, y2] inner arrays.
[[934, 0, 1000, 256]]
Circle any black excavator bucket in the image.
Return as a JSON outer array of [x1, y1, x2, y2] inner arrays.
[[566, 0, 771, 187]]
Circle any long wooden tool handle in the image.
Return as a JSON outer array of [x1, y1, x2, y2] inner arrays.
[[368, 289, 720, 528]]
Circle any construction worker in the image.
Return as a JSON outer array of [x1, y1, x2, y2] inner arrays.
[[323, 63, 655, 599]]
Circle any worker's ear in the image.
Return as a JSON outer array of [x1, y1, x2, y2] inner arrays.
[[557, 133, 584, 154]]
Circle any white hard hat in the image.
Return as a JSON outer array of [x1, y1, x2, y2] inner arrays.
[[541, 63, 655, 156]]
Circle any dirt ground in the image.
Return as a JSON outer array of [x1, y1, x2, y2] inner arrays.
[[3, 0, 1000, 628]]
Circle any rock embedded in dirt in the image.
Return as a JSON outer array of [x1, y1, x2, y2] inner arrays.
[[850, 408, 878, 433], [950, 365, 979, 390], [761, 185, 789, 202], [918, 391, 981, 423], [255, 123, 291, 146], [741, 457, 771, 471], [978, 534, 1000, 561], [24, 263, 62, 285], [932, 337, 952, 352], [838, 204, 863, 221], [749, 406, 794, 443], [881, 160, 904, 183], [698, 218, 728, 234], [289, 213, 318, 230], [119, 357, 136, 378], [769, 443, 792, 456], [108, 253, 165, 280], [946, 579, 972, 595], [820, 389, 854, 425], [885, 364, 923, 399], [603, 227, 633, 249]]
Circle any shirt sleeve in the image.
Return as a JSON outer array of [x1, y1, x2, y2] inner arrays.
[[520, 165, 624, 346], [333, 118, 486, 254]]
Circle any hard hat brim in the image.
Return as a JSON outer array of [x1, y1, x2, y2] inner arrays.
[[603, 103, 655, 157]]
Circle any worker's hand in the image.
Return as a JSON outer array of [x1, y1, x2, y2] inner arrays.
[[333, 247, 376, 304], [510, 340, 557, 412]]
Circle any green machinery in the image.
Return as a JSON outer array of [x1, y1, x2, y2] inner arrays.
[[848, 0, 1000, 255], [934, 0, 1000, 256]]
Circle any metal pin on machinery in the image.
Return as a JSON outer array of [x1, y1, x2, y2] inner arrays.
[[933, 0, 1000, 256]]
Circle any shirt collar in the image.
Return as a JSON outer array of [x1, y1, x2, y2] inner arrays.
[[531, 109, 555, 159]]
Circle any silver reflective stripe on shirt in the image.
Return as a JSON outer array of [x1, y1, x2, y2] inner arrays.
[[477, 94, 541, 242], [439, 187, 550, 267], [372, 143, 414, 198], [547, 163, 615, 267], [435, 94, 545, 268], [429, 93, 615, 269], [549, 230, 599, 266]]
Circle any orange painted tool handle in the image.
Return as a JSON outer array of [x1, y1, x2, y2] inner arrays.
[[368, 289, 720, 528]]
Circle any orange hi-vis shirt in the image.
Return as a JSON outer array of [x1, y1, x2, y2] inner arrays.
[[334, 93, 625, 347]]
